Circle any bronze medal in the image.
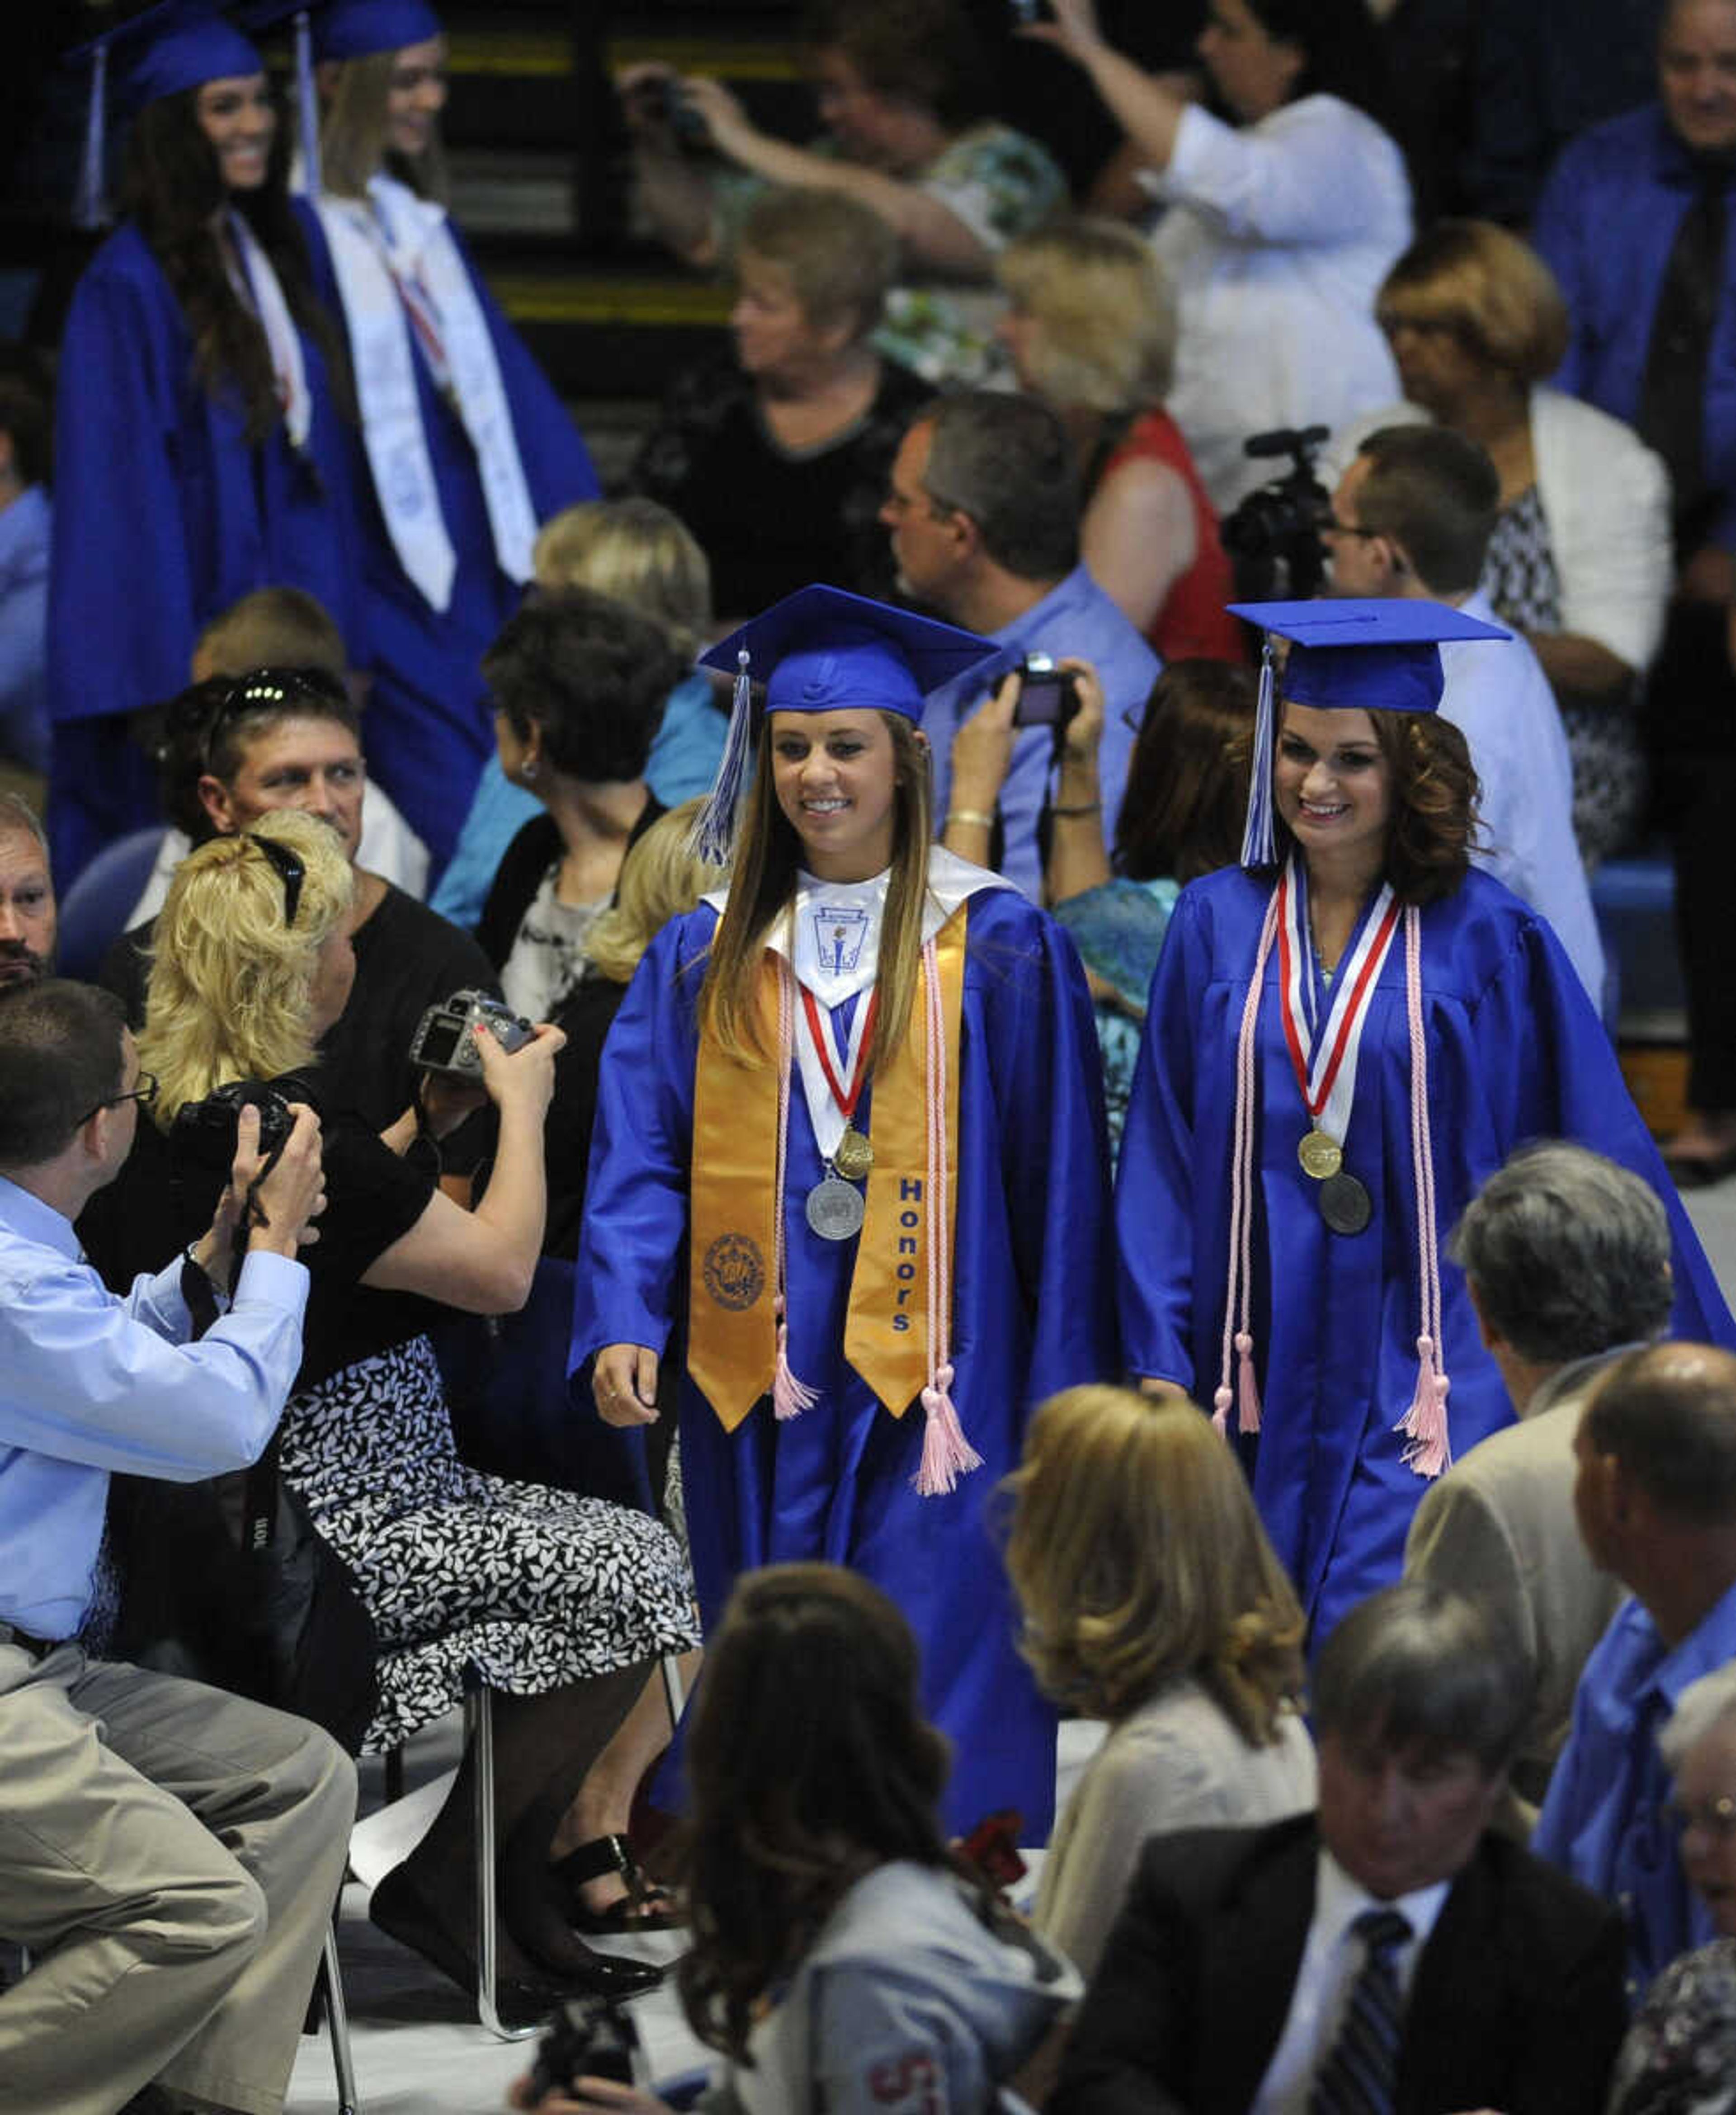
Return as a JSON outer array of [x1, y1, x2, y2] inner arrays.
[[1297, 1128, 1343, 1181], [833, 1124, 874, 1182], [1318, 1170, 1373, 1236]]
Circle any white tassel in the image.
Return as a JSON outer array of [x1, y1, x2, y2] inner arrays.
[[690, 648, 755, 867], [1239, 639, 1278, 869]]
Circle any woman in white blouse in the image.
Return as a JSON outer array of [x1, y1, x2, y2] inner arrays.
[[1003, 1384, 1316, 1978], [1026, 0, 1411, 511]]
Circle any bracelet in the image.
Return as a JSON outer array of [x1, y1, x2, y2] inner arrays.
[[946, 808, 995, 831], [1052, 800, 1103, 818]]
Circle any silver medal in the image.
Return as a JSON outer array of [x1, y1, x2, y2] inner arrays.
[[806, 1176, 866, 1242]]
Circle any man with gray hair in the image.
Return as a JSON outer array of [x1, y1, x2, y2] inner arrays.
[[1056, 1583, 1627, 2115], [0, 791, 54, 991], [1405, 1142, 1674, 1812], [878, 390, 1159, 899], [1536, 1341, 1736, 1996]]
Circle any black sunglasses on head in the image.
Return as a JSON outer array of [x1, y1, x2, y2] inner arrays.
[[249, 831, 306, 926], [198, 667, 350, 770]]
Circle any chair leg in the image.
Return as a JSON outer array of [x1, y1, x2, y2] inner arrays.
[[464, 1667, 537, 2043], [382, 1745, 405, 1807], [320, 1920, 363, 2115]]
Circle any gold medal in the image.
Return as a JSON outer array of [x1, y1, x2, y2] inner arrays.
[[833, 1124, 874, 1181], [1298, 1128, 1344, 1181]]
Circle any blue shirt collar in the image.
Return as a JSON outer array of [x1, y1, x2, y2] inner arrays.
[[0, 485, 49, 575], [0, 1172, 82, 1261], [1646, 1571, 1736, 1710], [986, 564, 1094, 651]]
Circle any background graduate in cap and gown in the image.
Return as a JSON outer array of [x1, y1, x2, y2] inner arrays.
[[47, 0, 366, 884], [571, 584, 1116, 1837], [1116, 599, 1736, 1648], [279, 0, 599, 870]]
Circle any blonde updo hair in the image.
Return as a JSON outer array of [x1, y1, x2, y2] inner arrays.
[[1002, 1385, 1306, 1742], [532, 498, 713, 662], [996, 217, 1178, 416], [583, 798, 727, 987], [139, 810, 355, 1124]]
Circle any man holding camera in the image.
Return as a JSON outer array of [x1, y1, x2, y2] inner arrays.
[[0, 979, 354, 2115], [882, 391, 1160, 898]]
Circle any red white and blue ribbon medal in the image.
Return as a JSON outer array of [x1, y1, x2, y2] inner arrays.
[[1276, 855, 1398, 1236]]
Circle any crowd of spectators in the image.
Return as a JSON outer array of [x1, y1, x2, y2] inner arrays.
[[11, 0, 1736, 2110]]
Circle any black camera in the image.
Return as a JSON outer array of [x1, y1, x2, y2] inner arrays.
[[169, 1080, 297, 1180], [409, 989, 536, 1080], [1219, 425, 1333, 601], [526, 1993, 642, 2103], [1012, 652, 1081, 729]]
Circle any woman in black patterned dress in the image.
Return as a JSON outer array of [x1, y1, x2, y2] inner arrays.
[[121, 810, 699, 2016]]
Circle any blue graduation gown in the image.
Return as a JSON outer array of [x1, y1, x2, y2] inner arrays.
[[570, 886, 1118, 1838], [46, 222, 366, 883], [1116, 864, 1736, 1646], [297, 204, 599, 871]]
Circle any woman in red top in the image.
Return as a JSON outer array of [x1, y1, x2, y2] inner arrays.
[[995, 217, 1242, 666]]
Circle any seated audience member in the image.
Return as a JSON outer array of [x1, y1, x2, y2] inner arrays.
[[1333, 220, 1672, 866], [104, 665, 495, 1133], [542, 798, 722, 1260], [882, 391, 1161, 898], [0, 792, 54, 990], [1326, 423, 1605, 1002], [0, 977, 352, 2115], [1004, 1385, 1315, 1977], [1055, 1583, 1628, 2115], [631, 187, 930, 628], [1609, 1661, 1736, 2115], [512, 1565, 1081, 2115], [476, 590, 687, 1025], [432, 499, 725, 931], [618, 0, 1067, 387], [1536, 1342, 1736, 1997], [1024, 0, 1411, 512], [1533, 0, 1736, 1187], [90, 814, 700, 2020], [996, 217, 1241, 665], [1404, 1144, 1674, 1818], [120, 585, 430, 912], [0, 358, 51, 787], [950, 656, 1251, 1150]]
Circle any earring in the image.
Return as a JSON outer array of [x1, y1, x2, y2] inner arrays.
[[522, 757, 540, 781]]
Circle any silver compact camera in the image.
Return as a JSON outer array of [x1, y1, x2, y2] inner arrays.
[[409, 989, 536, 1079]]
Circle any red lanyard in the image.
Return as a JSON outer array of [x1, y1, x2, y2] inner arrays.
[[800, 986, 879, 1119]]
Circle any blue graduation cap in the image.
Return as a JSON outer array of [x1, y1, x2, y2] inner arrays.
[[309, 0, 443, 59], [1229, 596, 1510, 866], [71, 2, 267, 227], [690, 584, 998, 864]]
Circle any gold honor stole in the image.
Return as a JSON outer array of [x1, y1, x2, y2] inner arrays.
[[687, 906, 967, 1430]]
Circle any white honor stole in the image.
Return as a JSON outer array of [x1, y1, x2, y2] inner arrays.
[[316, 174, 538, 609], [226, 212, 310, 450]]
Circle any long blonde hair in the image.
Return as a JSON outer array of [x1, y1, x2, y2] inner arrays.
[[320, 52, 449, 204], [1002, 1385, 1306, 1742], [699, 714, 933, 1073], [139, 811, 355, 1124], [584, 798, 726, 987]]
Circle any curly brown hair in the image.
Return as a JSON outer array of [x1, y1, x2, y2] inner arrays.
[[1260, 703, 1480, 906]]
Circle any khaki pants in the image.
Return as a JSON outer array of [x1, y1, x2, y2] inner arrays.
[[0, 1642, 356, 2115]]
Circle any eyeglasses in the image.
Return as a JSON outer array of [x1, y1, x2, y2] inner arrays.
[[883, 484, 960, 523], [250, 832, 306, 926], [1665, 1794, 1736, 1838], [77, 1070, 158, 1127], [1323, 519, 1385, 543]]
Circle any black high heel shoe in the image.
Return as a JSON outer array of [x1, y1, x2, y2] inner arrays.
[[555, 1834, 683, 1936], [501, 1812, 680, 1983], [369, 1857, 663, 2022]]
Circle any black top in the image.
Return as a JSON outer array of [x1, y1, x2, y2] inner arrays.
[[101, 878, 499, 1135], [628, 354, 929, 622], [80, 1074, 438, 1390]]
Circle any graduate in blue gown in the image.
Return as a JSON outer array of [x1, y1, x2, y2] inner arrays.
[[1117, 600, 1736, 1648], [47, 3, 366, 884], [571, 586, 1117, 1838], [294, 0, 599, 870]]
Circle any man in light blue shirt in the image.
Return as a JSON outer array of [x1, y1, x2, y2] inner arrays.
[[1535, 1340, 1736, 1999], [880, 392, 1160, 901], [0, 979, 354, 2115]]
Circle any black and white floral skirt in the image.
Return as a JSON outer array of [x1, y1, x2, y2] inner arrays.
[[281, 1336, 700, 1752]]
